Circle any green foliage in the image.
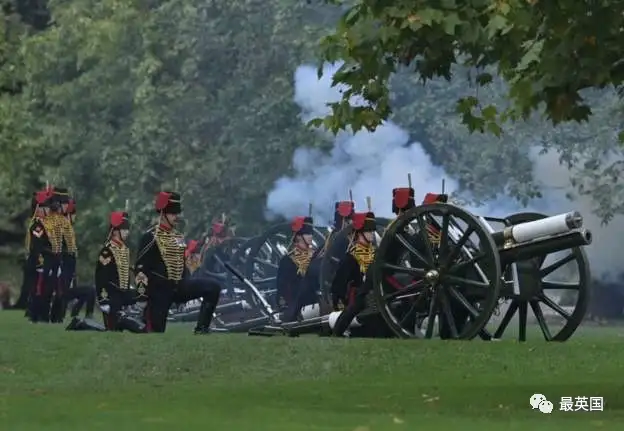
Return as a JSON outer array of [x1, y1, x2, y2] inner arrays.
[[316, 0, 624, 135], [0, 0, 338, 279]]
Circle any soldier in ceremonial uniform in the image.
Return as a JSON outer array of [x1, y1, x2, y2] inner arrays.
[[275, 216, 315, 316], [134, 191, 222, 334], [16, 191, 47, 313], [331, 210, 392, 337], [28, 188, 63, 322], [94, 211, 144, 332], [282, 202, 354, 321], [51, 188, 77, 322]]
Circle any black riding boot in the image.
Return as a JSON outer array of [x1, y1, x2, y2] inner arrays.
[[332, 306, 358, 337]]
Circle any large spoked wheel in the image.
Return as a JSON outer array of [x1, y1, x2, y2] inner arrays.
[[373, 203, 501, 340], [485, 212, 590, 341], [319, 218, 390, 308], [243, 222, 326, 293]]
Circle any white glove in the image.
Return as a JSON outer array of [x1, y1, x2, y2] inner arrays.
[[100, 305, 110, 314], [136, 301, 147, 310]]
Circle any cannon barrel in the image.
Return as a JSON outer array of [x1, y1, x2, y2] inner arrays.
[[498, 229, 592, 265], [491, 211, 583, 247]]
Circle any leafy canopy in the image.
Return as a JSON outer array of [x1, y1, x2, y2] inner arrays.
[[314, 0, 624, 136]]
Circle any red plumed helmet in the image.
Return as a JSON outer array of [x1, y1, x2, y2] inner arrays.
[[393, 188, 411, 209], [155, 191, 172, 211], [423, 193, 448, 204], [35, 190, 50, 205], [291, 216, 305, 233], [337, 201, 354, 217], [351, 213, 366, 231], [109, 211, 126, 228]]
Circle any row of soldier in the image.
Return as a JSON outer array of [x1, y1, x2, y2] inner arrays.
[[274, 187, 447, 337], [22, 182, 446, 336], [24, 187, 222, 333]]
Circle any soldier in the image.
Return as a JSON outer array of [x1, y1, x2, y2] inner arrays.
[[16, 191, 47, 314], [276, 216, 315, 316], [28, 188, 63, 322], [134, 190, 222, 334], [331, 210, 392, 337], [94, 210, 144, 333], [282, 203, 353, 321], [60, 199, 100, 329], [51, 188, 77, 322]]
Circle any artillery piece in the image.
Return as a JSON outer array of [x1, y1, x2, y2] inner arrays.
[[248, 198, 591, 341], [371, 203, 591, 340]]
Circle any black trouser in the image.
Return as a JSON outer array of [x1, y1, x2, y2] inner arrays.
[[144, 277, 222, 333], [101, 289, 144, 332], [14, 261, 33, 310], [283, 278, 319, 322], [30, 256, 60, 323], [333, 282, 369, 336], [51, 254, 76, 322], [65, 285, 96, 318]]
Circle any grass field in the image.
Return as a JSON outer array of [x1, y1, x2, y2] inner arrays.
[[1, 311, 623, 430]]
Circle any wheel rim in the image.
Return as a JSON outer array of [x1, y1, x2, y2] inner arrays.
[[373, 203, 501, 340], [485, 212, 590, 341]]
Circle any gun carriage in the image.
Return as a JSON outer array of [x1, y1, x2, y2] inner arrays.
[[246, 199, 591, 341]]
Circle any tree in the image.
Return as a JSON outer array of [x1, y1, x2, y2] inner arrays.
[[315, 0, 624, 136], [0, 0, 340, 281]]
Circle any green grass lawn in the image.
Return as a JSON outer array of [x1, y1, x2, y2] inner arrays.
[[1, 310, 623, 430]]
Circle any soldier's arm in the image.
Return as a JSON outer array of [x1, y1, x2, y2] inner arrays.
[[134, 231, 155, 301], [276, 256, 297, 305], [330, 254, 359, 304]]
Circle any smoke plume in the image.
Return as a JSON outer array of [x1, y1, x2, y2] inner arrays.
[[266, 62, 623, 278]]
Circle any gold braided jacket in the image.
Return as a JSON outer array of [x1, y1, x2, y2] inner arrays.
[[61, 215, 77, 253], [107, 241, 130, 290], [41, 213, 64, 253], [349, 242, 376, 274], [154, 228, 186, 281], [289, 247, 313, 276]]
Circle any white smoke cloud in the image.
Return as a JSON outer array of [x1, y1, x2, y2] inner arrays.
[[266, 63, 520, 224], [266, 62, 622, 278]]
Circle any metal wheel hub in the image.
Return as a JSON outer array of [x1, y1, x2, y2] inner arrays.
[[425, 269, 440, 285]]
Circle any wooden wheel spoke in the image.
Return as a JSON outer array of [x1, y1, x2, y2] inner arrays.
[[448, 252, 487, 273], [382, 263, 426, 277], [382, 280, 424, 301], [398, 296, 425, 327], [443, 226, 474, 267], [447, 286, 481, 319], [439, 289, 459, 339], [541, 281, 580, 290], [443, 274, 489, 290], [540, 253, 575, 278], [530, 300, 553, 341], [438, 212, 451, 263], [395, 233, 430, 266], [539, 295, 572, 320], [493, 300, 518, 338], [415, 215, 435, 265]]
